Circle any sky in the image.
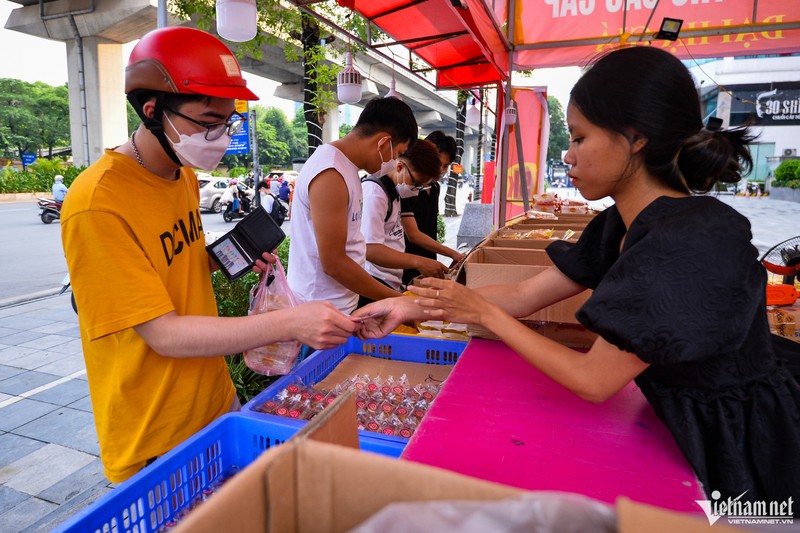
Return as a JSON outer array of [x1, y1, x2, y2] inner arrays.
[[0, 0, 579, 117]]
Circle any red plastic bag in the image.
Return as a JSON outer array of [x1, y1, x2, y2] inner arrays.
[[243, 259, 301, 375]]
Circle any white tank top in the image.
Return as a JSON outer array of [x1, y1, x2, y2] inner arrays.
[[288, 144, 364, 313], [361, 180, 404, 289]]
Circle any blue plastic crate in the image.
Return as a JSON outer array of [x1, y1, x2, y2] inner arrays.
[[241, 334, 467, 457], [55, 413, 298, 533]]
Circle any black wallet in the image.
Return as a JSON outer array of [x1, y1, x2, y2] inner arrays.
[[206, 208, 286, 281]]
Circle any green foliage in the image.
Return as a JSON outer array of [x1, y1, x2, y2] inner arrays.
[[228, 167, 247, 178], [211, 236, 292, 402], [774, 160, 800, 188], [0, 79, 70, 159], [0, 158, 83, 193], [339, 123, 353, 139], [547, 96, 569, 162], [437, 215, 446, 243], [127, 101, 140, 136]]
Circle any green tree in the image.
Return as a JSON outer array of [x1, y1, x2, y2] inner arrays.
[[547, 96, 569, 162], [32, 83, 71, 158], [339, 123, 353, 139], [0, 79, 43, 159], [290, 108, 309, 161], [260, 106, 293, 167]]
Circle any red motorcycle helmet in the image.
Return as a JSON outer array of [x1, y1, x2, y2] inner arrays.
[[125, 26, 258, 100]]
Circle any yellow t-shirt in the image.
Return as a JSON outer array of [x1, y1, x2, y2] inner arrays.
[[61, 150, 235, 482]]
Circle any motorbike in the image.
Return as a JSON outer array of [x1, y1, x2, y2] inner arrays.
[[37, 197, 62, 224], [221, 189, 253, 222]]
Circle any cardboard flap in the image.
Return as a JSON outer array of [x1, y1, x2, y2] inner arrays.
[[295, 390, 359, 449], [295, 439, 522, 533]]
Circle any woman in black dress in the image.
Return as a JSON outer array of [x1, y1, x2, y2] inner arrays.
[[355, 46, 800, 507]]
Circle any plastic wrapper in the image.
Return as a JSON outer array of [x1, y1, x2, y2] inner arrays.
[[347, 493, 615, 533], [253, 372, 446, 438], [243, 259, 301, 375]]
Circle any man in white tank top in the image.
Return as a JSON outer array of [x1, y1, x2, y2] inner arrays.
[[288, 97, 419, 314]]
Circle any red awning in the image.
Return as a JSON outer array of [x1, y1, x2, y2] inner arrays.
[[334, 0, 509, 90]]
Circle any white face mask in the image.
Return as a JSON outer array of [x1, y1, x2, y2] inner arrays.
[[395, 182, 419, 199], [165, 115, 231, 171], [377, 137, 397, 177]]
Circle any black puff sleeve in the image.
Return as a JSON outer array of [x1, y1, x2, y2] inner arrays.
[[575, 199, 764, 364]]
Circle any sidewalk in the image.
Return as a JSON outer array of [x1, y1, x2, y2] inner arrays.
[[0, 294, 109, 533], [0, 188, 796, 531]]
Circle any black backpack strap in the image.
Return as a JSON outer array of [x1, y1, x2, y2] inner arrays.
[[361, 175, 399, 222]]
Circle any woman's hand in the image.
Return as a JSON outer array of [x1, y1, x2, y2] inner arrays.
[[410, 278, 494, 326], [351, 296, 423, 339]]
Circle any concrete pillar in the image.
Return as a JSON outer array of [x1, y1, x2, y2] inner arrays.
[[322, 105, 339, 143], [5, 0, 158, 166], [66, 37, 128, 166], [716, 90, 733, 129]]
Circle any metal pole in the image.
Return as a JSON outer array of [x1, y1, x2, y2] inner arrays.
[[250, 108, 260, 207], [514, 115, 529, 211], [158, 0, 168, 28]]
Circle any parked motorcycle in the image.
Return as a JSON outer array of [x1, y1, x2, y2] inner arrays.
[[37, 198, 62, 224]]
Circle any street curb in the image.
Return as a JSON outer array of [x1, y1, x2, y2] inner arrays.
[[0, 287, 63, 309]]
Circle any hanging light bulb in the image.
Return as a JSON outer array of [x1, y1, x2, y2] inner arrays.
[[385, 54, 402, 100], [337, 51, 363, 104], [465, 99, 481, 129], [216, 0, 257, 42], [385, 77, 402, 100], [505, 100, 517, 126]]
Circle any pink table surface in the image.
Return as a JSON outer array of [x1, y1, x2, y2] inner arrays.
[[402, 338, 704, 513]]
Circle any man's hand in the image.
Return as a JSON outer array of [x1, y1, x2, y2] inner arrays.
[[415, 257, 448, 278], [252, 251, 278, 274], [287, 301, 360, 350]]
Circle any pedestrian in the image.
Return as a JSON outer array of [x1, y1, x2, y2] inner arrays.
[[287, 97, 418, 313], [355, 46, 800, 506], [60, 27, 357, 483], [279, 179, 291, 203], [359, 139, 447, 307], [52, 174, 68, 203], [400, 131, 464, 285], [257, 178, 275, 214]]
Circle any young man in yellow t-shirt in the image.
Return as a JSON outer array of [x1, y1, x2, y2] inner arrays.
[[61, 27, 358, 482]]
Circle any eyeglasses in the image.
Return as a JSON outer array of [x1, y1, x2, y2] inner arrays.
[[165, 107, 247, 140], [405, 165, 432, 192]]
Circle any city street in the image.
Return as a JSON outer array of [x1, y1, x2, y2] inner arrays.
[[0, 201, 292, 303]]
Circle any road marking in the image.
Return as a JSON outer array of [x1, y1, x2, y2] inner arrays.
[[0, 369, 87, 409]]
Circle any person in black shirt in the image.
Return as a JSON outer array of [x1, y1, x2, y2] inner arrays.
[[400, 131, 465, 285], [356, 46, 800, 507]]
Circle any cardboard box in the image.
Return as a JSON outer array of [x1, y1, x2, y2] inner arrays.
[[463, 248, 591, 325], [508, 222, 586, 231], [467, 320, 598, 348], [483, 238, 557, 250], [175, 393, 749, 533]]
